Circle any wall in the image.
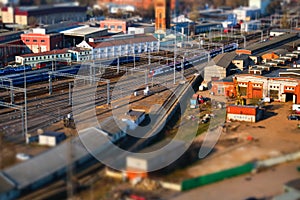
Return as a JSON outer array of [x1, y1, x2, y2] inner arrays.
[[227, 113, 256, 122], [100, 20, 127, 33], [204, 65, 226, 82], [211, 81, 236, 97], [181, 163, 254, 191]]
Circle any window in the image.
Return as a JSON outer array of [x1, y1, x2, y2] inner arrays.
[[33, 39, 37, 42], [25, 39, 30, 42], [104, 25, 108, 28], [117, 25, 122, 30], [41, 39, 45, 42], [110, 25, 115, 29]]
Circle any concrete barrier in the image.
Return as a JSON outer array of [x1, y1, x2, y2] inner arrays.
[[160, 181, 182, 191], [256, 151, 300, 169]]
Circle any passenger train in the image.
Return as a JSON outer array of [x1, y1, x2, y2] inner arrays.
[[149, 43, 238, 77]]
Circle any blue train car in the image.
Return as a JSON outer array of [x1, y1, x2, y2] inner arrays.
[[110, 56, 141, 66]]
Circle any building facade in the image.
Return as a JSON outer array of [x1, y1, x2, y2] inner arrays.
[[155, 0, 170, 33], [100, 19, 127, 33], [0, 30, 31, 67], [77, 34, 159, 60], [227, 105, 263, 122], [97, 0, 176, 11], [233, 7, 261, 21], [248, 0, 271, 15], [235, 74, 300, 103], [1, 4, 87, 26], [21, 30, 63, 53], [15, 49, 72, 68]]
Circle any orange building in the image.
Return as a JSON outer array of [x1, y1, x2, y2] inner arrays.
[[212, 73, 300, 104], [21, 32, 63, 53], [211, 79, 236, 97], [99, 19, 127, 33]]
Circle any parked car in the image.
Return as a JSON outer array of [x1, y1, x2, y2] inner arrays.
[[16, 153, 31, 161], [288, 115, 300, 120]]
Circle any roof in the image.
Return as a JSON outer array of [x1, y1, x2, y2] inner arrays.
[[17, 48, 69, 58], [93, 34, 158, 48], [210, 52, 236, 68], [99, 117, 127, 135], [127, 109, 145, 118], [127, 139, 185, 160], [247, 33, 299, 54], [2, 133, 91, 189], [40, 132, 65, 137], [61, 26, 107, 37], [0, 172, 15, 194], [233, 54, 249, 61], [0, 126, 117, 190], [261, 52, 279, 60]]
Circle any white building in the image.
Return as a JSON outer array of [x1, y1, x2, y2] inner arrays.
[[241, 20, 261, 32], [15, 49, 72, 68], [233, 7, 261, 21], [122, 109, 146, 130], [248, 0, 271, 15], [127, 27, 155, 35], [39, 132, 66, 147], [77, 34, 159, 60]]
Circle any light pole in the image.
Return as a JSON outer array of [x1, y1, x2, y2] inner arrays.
[[24, 67, 28, 144]]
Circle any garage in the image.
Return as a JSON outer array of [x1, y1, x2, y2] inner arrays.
[[252, 88, 263, 99]]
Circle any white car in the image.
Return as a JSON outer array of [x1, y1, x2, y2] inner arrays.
[[16, 153, 31, 161]]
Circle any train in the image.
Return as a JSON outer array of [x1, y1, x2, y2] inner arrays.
[[102, 56, 141, 66], [1, 65, 81, 86], [149, 42, 238, 77], [0, 65, 32, 76]]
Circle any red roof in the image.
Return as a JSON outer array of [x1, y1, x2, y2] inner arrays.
[[19, 48, 69, 58], [93, 35, 157, 49], [227, 105, 258, 115]]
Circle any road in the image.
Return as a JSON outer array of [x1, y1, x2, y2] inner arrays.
[[169, 161, 300, 200]]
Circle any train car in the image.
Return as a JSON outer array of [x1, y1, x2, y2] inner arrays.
[[13, 65, 32, 73], [149, 43, 238, 77], [110, 56, 141, 66]]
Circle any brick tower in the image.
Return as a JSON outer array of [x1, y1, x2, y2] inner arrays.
[[155, 0, 170, 33]]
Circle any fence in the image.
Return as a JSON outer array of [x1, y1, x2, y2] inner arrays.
[[181, 163, 254, 191]]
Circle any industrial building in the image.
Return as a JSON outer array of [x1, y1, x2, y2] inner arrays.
[[235, 74, 300, 103], [77, 34, 159, 60], [226, 105, 264, 122], [233, 7, 261, 21], [1, 3, 87, 26], [100, 19, 128, 34], [204, 52, 237, 83], [0, 30, 30, 66], [21, 28, 63, 53], [60, 25, 108, 48]]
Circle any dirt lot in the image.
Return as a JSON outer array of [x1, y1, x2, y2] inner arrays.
[[186, 100, 300, 177]]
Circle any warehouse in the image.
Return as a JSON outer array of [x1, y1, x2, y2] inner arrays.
[[235, 74, 300, 103]]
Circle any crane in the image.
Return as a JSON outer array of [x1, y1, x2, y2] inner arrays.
[[233, 77, 245, 105]]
